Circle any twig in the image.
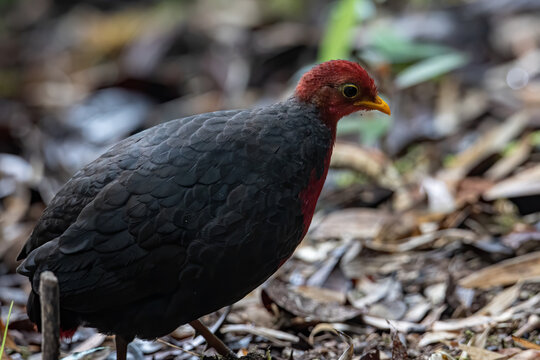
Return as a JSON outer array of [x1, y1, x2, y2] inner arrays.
[[40, 271, 60, 360], [156, 339, 201, 357]]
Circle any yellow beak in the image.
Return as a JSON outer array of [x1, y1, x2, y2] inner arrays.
[[354, 95, 391, 115]]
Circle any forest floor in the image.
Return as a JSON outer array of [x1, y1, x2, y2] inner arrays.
[[1, 0, 539, 359]]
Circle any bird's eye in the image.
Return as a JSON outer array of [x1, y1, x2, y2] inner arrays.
[[342, 84, 358, 98]]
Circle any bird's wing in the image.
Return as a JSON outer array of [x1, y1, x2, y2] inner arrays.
[[17, 107, 312, 313], [17, 110, 243, 260]]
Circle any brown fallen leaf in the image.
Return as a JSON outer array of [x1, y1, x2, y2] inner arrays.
[[295, 286, 346, 304], [485, 133, 533, 181], [459, 251, 540, 289], [392, 331, 408, 360], [362, 315, 426, 333], [309, 208, 390, 241], [331, 141, 402, 190], [368, 229, 476, 253], [512, 336, 540, 351], [439, 111, 530, 183], [418, 331, 459, 347], [337, 332, 354, 360], [508, 350, 540, 360], [484, 164, 540, 200], [431, 315, 503, 332], [261, 278, 362, 323], [341, 252, 414, 278], [457, 345, 505, 360], [473, 326, 492, 349], [432, 293, 540, 332], [308, 324, 354, 360], [220, 324, 299, 346], [347, 276, 397, 310], [476, 282, 522, 316], [514, 314, 540, 338], [308, 323, 343, 345]]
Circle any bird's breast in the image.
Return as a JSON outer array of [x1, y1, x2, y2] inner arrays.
[[298, 146, 333, 236]]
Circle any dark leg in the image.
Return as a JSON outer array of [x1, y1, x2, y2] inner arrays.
[[189, 319, 236, 358], [115, 335, 129, 360]]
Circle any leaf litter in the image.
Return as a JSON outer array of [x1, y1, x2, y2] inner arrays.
[[1, 0, 540, 359]]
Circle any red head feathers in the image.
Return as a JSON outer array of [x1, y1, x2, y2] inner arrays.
[[294, 60, 390, 125]]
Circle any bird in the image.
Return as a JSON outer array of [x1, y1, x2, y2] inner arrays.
[[17, 60, 390, 359]]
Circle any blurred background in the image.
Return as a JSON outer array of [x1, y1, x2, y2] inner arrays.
[[0, 0, 539, 359]]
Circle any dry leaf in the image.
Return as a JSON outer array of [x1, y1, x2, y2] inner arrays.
[[295, 286, 346, 304], [459, 252, 540, 289], [512, 336, 540, 351], [262, 279, 362, 322], [331, 141, 402, 190], [485, 134, 532, 181], [432, 315, 503, 331], [392, 332, 409, 360], [309, 208, 390, 241], [484, 164, 540, 200], [347, 277, 396, 309], [508, 350, 540, 360], [476, 283, 521, 316], [457, 345, 505, 360], [367, 229, 476, 253], [341, 253, 413, 278], [439, 111, 530, 183], [362, 315, 426, 333], [418, 332, 459, 347], [337, 331, 354, 360], [514, 314, 540, 338], [220, 324, 299, 345], [473, 326, 491, 349], [308, 324, 354, 360], [403, 295, 431, 323]]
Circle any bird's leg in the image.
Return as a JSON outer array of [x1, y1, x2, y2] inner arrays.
[[115, 335, 130, 360], [189, 319, 236, 358]]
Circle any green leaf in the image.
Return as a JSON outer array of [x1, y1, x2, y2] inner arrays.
[[0, 301, 13, 359], [395, 52, 468, 89], [318, 0, 359, 62], [368, 28, 452, 63]]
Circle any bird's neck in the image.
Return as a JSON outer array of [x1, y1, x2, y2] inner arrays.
[[298, 111, 337, 237], [285, 96, 337, 237], [298, 145, 333, 237]]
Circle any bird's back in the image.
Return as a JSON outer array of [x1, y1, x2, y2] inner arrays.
[[17, 98, 332, 339]]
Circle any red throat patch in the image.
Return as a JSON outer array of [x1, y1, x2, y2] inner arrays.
[[298, 146, 333, 237]]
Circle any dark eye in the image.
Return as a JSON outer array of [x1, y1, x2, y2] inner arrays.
[[342, 84, 358, 98]]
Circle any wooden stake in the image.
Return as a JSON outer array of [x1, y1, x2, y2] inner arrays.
[[39, 271, 60, 360]]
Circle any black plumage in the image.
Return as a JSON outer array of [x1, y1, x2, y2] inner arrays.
[[16, 61, 391, 356], [17, 98, 332, 340]]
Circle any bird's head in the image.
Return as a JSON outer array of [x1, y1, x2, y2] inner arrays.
[[295, 60, 390, 125]]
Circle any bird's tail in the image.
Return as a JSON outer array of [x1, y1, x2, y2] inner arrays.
[[27, 290, 79, 339], [27, 291, 41, 330]]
